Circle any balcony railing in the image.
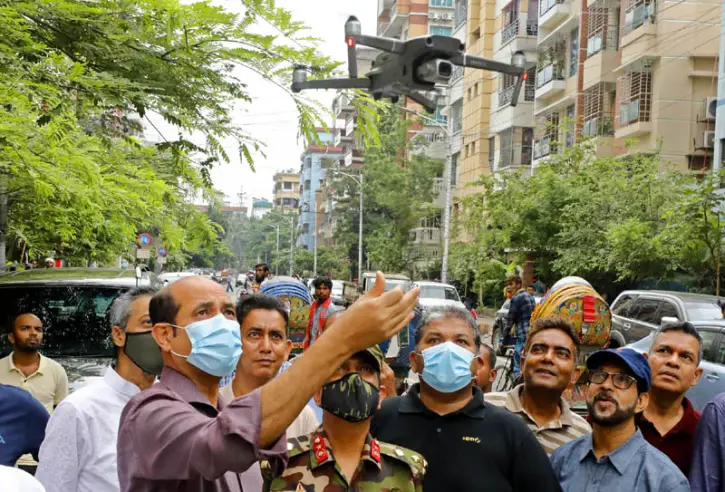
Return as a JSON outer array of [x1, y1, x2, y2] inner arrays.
[[582, 116, 614, 136], [499, 82, 536, 107], [433, 177, 444, 194], [622, 0, 655, 36], [452, 118, 463, 133], [534, 138, 552, 159], [454, 0, 468, 29], [540, 0, 566, 17], [536, 63, 565, 89], [502, 19, 539, 45], [452, 65, 464, 82]]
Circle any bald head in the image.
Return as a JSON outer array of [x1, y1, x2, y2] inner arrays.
[[9, 313, 43, 353], [150, 275, 230, 326]]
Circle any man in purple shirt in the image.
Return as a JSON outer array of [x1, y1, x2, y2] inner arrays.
[[117, 273, 419, 492], [690, 392, 725, 492]]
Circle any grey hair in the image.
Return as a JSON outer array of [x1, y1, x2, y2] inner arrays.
[[414, 306, 481, 349], [109, 286, 157, 330]]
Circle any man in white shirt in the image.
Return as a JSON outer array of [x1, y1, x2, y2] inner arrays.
[[35, 287, 162, 492], [0, 465, 46, 491]]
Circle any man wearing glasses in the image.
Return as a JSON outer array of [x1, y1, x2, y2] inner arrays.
[[550, 348, 689, 492]]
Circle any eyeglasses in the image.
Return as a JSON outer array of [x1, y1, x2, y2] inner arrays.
[[588, 369, 637, 390]]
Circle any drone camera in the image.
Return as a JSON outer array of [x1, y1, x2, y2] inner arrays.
[[416, 59, 453, 85]]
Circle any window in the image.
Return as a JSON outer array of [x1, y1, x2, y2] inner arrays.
[[430, 26, 453, 37], [451, 153, 459, 185], [565, 104, 575, 147], [587, 4, 618, 57], [283, 182, 293, 190], [522, 127, 533, 166], [656, 302, 679, 325], [430, 0, 453, 6], [630, 298, 661, 324], [612, 295, 637, 317], [501, 1, 520, 45], [622, 0, 655, 36], [583, 85, 615, 137], [499, 128, 514, 169], [618, 70, 652, 126], [433, 105, 448, 124], [684, 301, 724, 321], [474, 83, 479, 97], [304, 179, 311, 191], [698, 329, 721, 363], [488, 137, 495, 172], [454, 0, 468, 29], [569, 28, 578, 76], [445, 288, 461, 301]]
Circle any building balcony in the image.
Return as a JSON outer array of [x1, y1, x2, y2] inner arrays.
[[333, 129, 354, 147], [379, 0, 408, 38], [378, 0, 395, 17], [539, 0, 569, 31], [582, 116, 614, 137], [535, 63, 566, 99], [409, 227, 442, 245], [498, 82, 536, 108], [583, 49, 618, 89], [332, 93, 355, 118], [495, 18, 538, 62], [343, 148, 364, 167]]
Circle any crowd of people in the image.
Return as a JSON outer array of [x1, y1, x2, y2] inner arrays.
[[0, 271, 725, 491]]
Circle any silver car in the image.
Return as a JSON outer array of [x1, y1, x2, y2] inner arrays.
[[627, 320, 725, 411]]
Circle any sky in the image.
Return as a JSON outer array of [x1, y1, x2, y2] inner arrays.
[[145, 0, 377, 210]]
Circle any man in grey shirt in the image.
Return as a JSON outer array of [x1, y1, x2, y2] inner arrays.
[[116, 274, 419, 491], [550, 348, 690, 492]]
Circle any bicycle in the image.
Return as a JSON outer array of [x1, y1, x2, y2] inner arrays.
[[492, 345, 523, 392]]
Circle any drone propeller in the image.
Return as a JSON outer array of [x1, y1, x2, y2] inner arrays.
[[345, 16, 361, 78]]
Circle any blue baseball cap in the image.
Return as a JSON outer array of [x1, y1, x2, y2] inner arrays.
[[586, 348, 651, 392]]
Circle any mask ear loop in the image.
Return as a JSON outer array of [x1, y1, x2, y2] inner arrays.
[[166, 323, 190, 359]]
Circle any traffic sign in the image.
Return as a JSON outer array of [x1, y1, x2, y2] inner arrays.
[[136, 249, 151, 259], [158, 247, 168, 257], [137, 233, 152, 248]]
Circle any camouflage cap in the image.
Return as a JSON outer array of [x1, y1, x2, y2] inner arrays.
[[354, 345, 384, 373]]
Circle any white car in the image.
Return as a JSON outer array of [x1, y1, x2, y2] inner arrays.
[[413, 281, 467, 312], [157, 271, 196, 286]]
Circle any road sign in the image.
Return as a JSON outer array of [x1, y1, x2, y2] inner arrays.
[[158, 247, 168, 257], [137, 233, 152, 248], [136, 249, 151, 259], [157, 256, 166, 265]]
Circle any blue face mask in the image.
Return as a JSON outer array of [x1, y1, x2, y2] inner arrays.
[[418, 341, 475, 393], [170, 313, 242, 378]]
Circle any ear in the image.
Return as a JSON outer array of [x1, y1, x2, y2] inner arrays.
[[111, 326, 126, 349], [691, 366, 704, 387], [470, 353, 481, 375], [7, 332, 14, 345], [642, 352, 649, 361], [571, 366, 583, 384], [636, 391, 650, 414], [284, 340, 293, 361], [489, 368, 498, 384], [152, 323, 174, 353], [410, 350, 423, 374], [377, 383, 387, 409]]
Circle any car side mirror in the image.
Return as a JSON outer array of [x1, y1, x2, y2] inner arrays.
[[660, 316, 679, 325]]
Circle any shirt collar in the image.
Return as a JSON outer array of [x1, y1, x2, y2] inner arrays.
[[103, 366, 141, 399], [637, 397, 700, 437], [400, 383, 487, 419], [6, 352, 46, 375], [578, 428, 647, 475], [159, 366, 219, 411], [505, 384, 575, 427], [308, 428, 382, 472]]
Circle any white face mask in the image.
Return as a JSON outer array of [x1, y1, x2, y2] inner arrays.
[[169, 314, 242, 377]]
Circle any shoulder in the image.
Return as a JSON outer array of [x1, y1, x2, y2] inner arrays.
[[378, 441, 426, 480], [286, 433, 313, 459], [42, 355, 67, 374], [54, 380, 107, 413], [550, 434, 586, 463], [641, 441, 688, 479], [0, 384, 46, 411], [483, 390, 513, 409], [568, 410, 593, 433], [0, 465, 45, 492], [120, 384, 178, 423]]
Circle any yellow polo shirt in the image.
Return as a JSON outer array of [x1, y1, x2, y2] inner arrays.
[[0, 352, 69, 412]]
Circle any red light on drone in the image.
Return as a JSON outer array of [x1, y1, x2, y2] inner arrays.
[[346, 36, 355, 48], [522, 72, 528, 80]]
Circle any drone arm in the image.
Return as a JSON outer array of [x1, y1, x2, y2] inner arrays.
[[291, 78, 371, 93], [451, 54, 525, 76], [403, 90, 437, 114], [352, 34, 406, 55]]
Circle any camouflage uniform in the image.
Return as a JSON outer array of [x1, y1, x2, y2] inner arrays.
[[263, 427, 425, 492]]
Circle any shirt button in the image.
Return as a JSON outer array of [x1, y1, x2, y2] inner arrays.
[[437, 428, 442, 433]]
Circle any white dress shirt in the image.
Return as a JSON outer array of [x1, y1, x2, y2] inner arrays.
[[35, 366, 140, 492], [0, 465, 46, 491]]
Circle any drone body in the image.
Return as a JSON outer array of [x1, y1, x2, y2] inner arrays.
[[291, 16, 527, 113]]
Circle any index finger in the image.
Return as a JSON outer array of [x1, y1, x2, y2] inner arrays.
[[381, 285, 420, 313]]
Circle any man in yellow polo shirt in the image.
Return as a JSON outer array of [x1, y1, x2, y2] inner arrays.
[[0, 313, 68, 412]]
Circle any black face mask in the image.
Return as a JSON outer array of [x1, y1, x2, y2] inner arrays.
[[319, 372, 380, 423], [123, 331, 164, 375]]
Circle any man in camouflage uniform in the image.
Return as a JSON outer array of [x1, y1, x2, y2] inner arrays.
[[263, 345, 425, 491]]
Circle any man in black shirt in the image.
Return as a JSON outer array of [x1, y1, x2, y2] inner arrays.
[[371, 306, 562, 492]]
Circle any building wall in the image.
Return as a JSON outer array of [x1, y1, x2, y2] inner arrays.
[[273, 172, 300, 214]]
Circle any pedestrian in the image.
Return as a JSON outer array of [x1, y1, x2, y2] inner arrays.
[[485, 317, 591, 455], [0, 313, 68, 413], [226, 271, 235, 294], [116, 272, 419, 491], [35, 287, 161, 492], [504, 274, 536, 378], [637, 321, 703, 476], [263, 345, 425, 491], [44, 258, 54, 268], [0, 465, 46, 491], [0, 384, 48, 467], [475, 343, 498, 393], [221, 294, 319, 441], [689, 392, 725, 492], [252, 263, 271, 293], [371, 306, 562, 492], [550, 348, 690, 492], [303, 277, 334, 350]]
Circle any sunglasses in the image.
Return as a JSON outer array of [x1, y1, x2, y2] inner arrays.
[[588, 369, 637, 390]]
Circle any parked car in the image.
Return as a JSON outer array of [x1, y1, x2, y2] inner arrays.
[[412, 281, 469, 313], [609, 290, 725, 348], [360, 272, 411, 294], [0, 267, 154, 392], [491, 295, 543, 356], [157, 271, 196, 286], [627, 320, 725, 411], [330, 280, 345, 306]]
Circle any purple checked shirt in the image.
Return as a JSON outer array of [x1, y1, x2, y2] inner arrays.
[[116, 367, 287, 492]]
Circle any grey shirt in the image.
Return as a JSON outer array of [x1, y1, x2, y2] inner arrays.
[[550, 428, 690, 492], [116, 367, 287, 492]]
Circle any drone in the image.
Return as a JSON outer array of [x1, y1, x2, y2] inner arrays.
[[291, 16, 528, 113]]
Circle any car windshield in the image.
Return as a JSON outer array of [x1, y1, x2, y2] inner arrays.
[[331, 281, 343, 294], [685, 301, 724, 320], [419, 285, 460, 301], [0, 286, 124, 357], [368, 278, 410, 292]]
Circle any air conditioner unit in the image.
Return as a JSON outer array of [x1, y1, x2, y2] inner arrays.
[[704, 97, 718, 121], [704, 131, 715, 149], [441, 13, 451, 20], [429, 12, 438, 20]]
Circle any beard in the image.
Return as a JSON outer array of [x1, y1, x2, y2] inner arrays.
[[255, 274, 266, 283], [16, 339, 41, 353], [587, 390, 637, 427]]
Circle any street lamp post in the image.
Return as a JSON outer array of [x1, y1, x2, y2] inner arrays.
[[275, 225, 280, 275], [267, 211, 295, 276], [335, 170, 364, 283], [402, 107, 453, 283]]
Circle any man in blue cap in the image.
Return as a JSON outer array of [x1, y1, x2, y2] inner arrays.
[[550, 348, 689, 492]]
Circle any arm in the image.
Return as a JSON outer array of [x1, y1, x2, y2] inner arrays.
[[505, 296, 519, 334], [35, 402, 83, 492], [689, 400, 724, 492], [512, 431, 562, 492], [54, 366, 69, 406], [124, 389, 287, 481], [259, 272, 419, 447], [25, 394, 49, 461]]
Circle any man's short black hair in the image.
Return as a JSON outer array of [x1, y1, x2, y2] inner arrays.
[[6, 313, 41, 335], [653, 321, 704, 365], [255, 263, 269, 271], [313, 277, 333, 290], [236, 294, 290, 328], [480, 342, 497, 368], [414, 306, 481, 350], [149, 289, 180, 326]]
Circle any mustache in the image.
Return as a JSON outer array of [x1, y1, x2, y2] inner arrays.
[[593, 391, 619, 404]]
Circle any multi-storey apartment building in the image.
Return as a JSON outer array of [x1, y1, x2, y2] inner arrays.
[[272, 170, 300, 214]]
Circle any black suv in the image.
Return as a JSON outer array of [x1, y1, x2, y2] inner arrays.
[[0, 268, 155, 392], [609, 290, 725, 348]]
